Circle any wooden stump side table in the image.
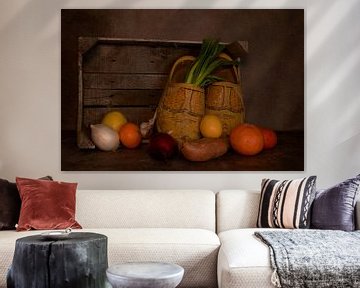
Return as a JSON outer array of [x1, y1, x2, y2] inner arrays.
[[7, 232, 108, 288], [106, 262, 184, 288]]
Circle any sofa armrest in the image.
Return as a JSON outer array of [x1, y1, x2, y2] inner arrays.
[[356, 200, 360, 230]]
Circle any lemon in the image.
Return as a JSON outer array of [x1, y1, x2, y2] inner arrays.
[[200, 114, 222, 138], [101, 111, 127, 132]]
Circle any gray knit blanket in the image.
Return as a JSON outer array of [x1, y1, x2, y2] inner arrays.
[[255, 230, 360, 288]]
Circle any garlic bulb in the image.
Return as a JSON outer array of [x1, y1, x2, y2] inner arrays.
[[140, 111, 157, 138], [90, 124, 119, 151]]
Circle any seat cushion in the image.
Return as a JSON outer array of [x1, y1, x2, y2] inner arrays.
[[0, 228, 220, 288], [218, 228, 281, 288], [102, 228, 220, 288]]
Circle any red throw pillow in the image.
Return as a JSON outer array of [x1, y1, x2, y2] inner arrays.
[[0, 176, 53, 230], [16, 177, 82, 231]]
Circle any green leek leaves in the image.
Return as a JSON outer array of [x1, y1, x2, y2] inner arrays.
[[184, 39, 234, 88]]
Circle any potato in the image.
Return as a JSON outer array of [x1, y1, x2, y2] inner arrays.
[[181, 138, 229, 162]]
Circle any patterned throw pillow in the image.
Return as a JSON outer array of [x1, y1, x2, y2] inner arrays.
[[257, 176, 317, 229]]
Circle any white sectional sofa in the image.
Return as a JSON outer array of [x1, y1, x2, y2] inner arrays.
[[0, 190, 219, 288], [216, 189, 360, 288], [1, 189, 359, 288], [216, 190, 275, 288]]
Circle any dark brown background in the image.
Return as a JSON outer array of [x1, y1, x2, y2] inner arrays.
[[61, 9, 304, 132]]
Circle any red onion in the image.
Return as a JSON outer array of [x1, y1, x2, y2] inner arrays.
[[148, 133, 178, 160]]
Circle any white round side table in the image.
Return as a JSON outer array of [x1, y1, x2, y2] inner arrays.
[[106, 262, 184, 288]]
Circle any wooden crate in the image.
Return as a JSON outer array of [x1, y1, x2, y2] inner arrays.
[[77, 37, 248, 149]]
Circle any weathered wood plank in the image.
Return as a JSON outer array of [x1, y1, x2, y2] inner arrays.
[[226, 41, 249, 60], [83, 73, 168, 89], [83, 107, 156, 126], [83, 89, 162, 106], [78, 37, 99, 54], [83, 44, 196, 73]]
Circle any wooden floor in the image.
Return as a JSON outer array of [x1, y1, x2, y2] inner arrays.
[[61, 131, 304, 171]]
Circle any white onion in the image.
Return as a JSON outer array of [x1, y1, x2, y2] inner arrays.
[[90, 124, 119, 151]]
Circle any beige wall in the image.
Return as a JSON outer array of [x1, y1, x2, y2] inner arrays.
[[0, 0, 359, 190]]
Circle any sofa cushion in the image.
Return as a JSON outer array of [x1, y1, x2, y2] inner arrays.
[[76, 190, 216, 231], [16, 177, 82, 231], [104, 228, 219, 288], [216, 190, 260, 233], [311, 174, 360, 231], [0, 228, 220, 288], [217, 228, 277, 288], [257, 176, 317, 229]]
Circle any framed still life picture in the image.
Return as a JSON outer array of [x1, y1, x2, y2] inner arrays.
[[61, 9, 304, 171]]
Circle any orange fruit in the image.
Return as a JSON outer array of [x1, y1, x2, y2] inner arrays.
[[102, 111, 127, 132], [200, 114, 222, 138], [261, 128, 278, 149], [118, 123, 142, 149], [230, 124, 264, 155]]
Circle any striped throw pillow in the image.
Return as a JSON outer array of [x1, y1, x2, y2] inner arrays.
[[257, 176, 317, 229]]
